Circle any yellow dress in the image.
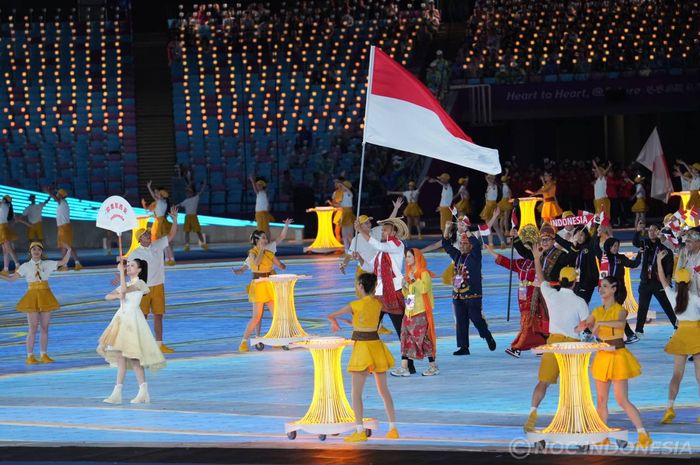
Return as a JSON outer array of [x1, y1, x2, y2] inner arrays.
[[631, 198, 647, 213], [480, 200, 498, 221], [247, 247, 275, 303], [331, 189, 344, 225], [540, 181, 563, 221], [347, 296, 395, 373], [404, 202, 423, 217], [0, 223, 18, 243], [151, 216, 172, 240], [590, 303, 641, 382]]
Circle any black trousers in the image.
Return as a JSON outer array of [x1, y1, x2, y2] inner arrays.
[[635, 282, 677, 333], [574, 286, 594, 304], [453, 298, 492, 348]]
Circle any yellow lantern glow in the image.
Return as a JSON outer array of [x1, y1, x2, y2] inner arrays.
[[250, 274, 309, 348], [304, 206, 344, 253], [517, 196, 540, 232]]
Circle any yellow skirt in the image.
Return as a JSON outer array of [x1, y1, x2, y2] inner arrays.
[[184, 214, 201, 233], [57, 224, 73, 248], [151, 216, 172, 240], [439, 206, 452, 233], [255, 211, 274, 233], [455, 198, 471, 215], [687, 190, 700, 210], [404, 201, 423, 217], [480, 200, 498, 221], [541, 200, 563, 220], [248, 278, 274, 303], [631, 198, 647, 213], [0, 223, 18, 243], [665, 321, 700, 355], [340, 207, 355, 227], [27, 222, 43, 241], [497, 198, 512, 216], [591, 346, 641, 382], [538, 334, 580, 384], [348, 340, 395, 373], [17, 282, 60, 313], [594, 198, 611, 218]]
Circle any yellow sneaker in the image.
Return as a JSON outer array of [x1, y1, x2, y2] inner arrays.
[[385, 427, 399, 439], [0, 270, 10, 277], [594, 438, 610, 446], [636, 432, 652, 448], [660, 407, 675, 424], [524, 410, 538, 432], [239, 340, 249, 352], [202, 244, 209, 251], [74, 263, 83, 271], [166, 260, 176, 266], [58, 266, 69, 272], [344, 430, 368, 442], [26, 354, 39, 365], [160, 343, 175, 353], [39, 354, 54, 363], [378, 325, 393, 335]]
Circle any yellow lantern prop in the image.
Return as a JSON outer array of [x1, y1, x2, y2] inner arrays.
[[671, 191, 698, 227], [517, 197, 540, 231], [251, 274, 310, 350], [304, 206, 344, 253], [623, 264, 639, 315], [528, 342, 628, 447], [125, 216, 151, 257], [285, 337, 378, 440]]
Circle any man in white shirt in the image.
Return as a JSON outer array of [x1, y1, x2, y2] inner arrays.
[[429, 173, 453, 234], [178, 182, 207, 251], [129, 206, 179, 353], [20, 194, 49, 242], [44, 188, 82, 271], [250, 176, 272, 237]]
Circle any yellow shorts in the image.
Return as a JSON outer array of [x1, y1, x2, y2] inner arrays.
[[57, 224, 73, 248], [594, 198, 611, 219], [404, 201, 423, 217], [255, 211, 274, 234], [439, 206, 452, 233], [152, 216, 172, 240], [17, 282, 60, 313], [538, 334, 580, 383], [631, 198, 647, 213], [455, 198, 471, 215], [0, 223, 18, 243], [140, 283, 166, 315], [340, 207, 355, 227], [184, 214, 201, 233], [497, 198, 512, 217], [27, 222, 43, 241]]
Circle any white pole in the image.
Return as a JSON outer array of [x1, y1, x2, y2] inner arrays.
[[355, 45, 376, 220]]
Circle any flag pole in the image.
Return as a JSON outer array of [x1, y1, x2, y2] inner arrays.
[[355, 46, 376, 223], [505, 199, 519, 322]]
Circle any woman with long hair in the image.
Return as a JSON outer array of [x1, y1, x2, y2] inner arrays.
[[575, 276, 652, 447], [655, 250, 700, 424]]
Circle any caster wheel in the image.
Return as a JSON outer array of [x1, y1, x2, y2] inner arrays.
[[255, 343, 265, 351], [616, 439, 628, 449], [577, 444, 590, 452], [318, 434, 326, 441], [365, 429, 372, 438], [332, 433, 340, 436], [534, 440, 545, 451], [282, 345, 290, 351], [287, 431, 297, 440]]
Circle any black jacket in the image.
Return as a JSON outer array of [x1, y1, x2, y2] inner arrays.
[[633, 231, 673, 285]]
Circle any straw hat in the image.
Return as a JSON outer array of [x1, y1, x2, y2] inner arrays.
[[437, 173, 450, 182], [158, 189, 170, 199], [458, 177, 467, 185], [2, 195, 11, 202], [692, 162, 700, 171], [407, 180, 416, 188], [29, 241, 44, 250], [343, 180, 352, 189], [255, 180, 267, 188], [56, 188, 68, 198], [377, 217, 409, 240], [357, 214, 373, 225]]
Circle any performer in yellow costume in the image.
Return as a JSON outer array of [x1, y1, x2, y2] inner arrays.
[[575, 276, 652, 448], [527, 171, 562, 222], [329, 178, 346, 242], [630, 174, 647, 226], [1, 242, 70, 364], [328, 273, 398, 442], [388, 179, 427, 239], [144, 180, 176, 266], [0, 195, 20, 275]]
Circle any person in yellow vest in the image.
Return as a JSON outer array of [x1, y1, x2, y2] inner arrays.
[[328, 272, 399, 442], [234, 221, 292, 352], [250, 176, 274, 237], [44, 187, 83, 271], [0, 242, 71, 363], [178, 182, 208, 252], [145, 181, 176, 266], [429, 173, 453, 234], [19, 194, 49, 242], [575, 276, 652, 448], [655, 250, 700, 424], [0, 195, 20, 276]]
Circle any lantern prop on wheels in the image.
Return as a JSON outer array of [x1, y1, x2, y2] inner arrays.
[[285, 337, 378, 441], [304, 207, 344, 253], [528, 342, 628, 450]]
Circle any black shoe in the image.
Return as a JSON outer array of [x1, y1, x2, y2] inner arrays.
[[486, 336, 497, 351], [689, 356, 695, 362], [505, 347, 521, 358], [407, 360, 416, 374], [625, 334, 640, 345], [453, 347, 470, 356]]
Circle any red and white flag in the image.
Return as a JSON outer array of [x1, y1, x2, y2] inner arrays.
[[478, 223, 491, 236], [689, 206, 699, 220], [664, 232, 680, 248], [511, 209, 518, 229], [673, 209, 687, 225], [635, 127, 673, 203], [363, 47, 501, 174]]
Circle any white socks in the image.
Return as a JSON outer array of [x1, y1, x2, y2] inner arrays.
[[637, 428, 647, 434], [530, 407, 537, 414], [667, 400, 675, 409], [355, 425, 364, 433], [389, 422, 396, 430]]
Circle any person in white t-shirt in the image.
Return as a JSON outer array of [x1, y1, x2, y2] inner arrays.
[[655, 250, 700, 425], [0, 195, 20, 275], [250, 176, 273, 237], [178, 182, 207, 252], [429, 173, 453, 234], [523, 246, 590, 433], [44, 187, 82, 271], [1, 241, 71, 364], [128, 206, 180, 354], [19, 194, 49, 242], [388, 179, 427, 239], [592, 160, 611, 221]]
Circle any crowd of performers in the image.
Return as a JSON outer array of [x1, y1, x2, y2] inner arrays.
[[1, 165, 699, 445]]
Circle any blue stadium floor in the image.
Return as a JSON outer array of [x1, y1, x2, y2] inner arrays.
[[0, 242, 698, 459]]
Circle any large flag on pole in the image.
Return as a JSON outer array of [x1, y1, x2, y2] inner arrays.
[[362, 46, 501, 175], [635, 127, 673, 203]]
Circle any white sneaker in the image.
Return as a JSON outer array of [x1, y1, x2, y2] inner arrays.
[[422, 365, 440, 376], [390, 367, 412, 377]]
